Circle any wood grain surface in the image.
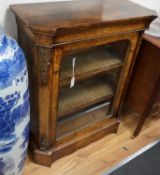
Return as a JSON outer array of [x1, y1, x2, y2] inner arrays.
[[11, 0, 156, 32]]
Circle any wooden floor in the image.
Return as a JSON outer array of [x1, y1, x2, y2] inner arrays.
[[24, 112, 160, 175]]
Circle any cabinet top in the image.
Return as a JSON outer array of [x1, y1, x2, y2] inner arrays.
[[11, 0, 156, 35], [143, 34, 160, 48]]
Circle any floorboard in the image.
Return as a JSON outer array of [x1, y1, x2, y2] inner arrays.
[[24, 112, 160, 175]]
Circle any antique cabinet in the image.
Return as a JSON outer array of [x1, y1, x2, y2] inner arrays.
[[11, 0, 156, 166], [126, 34, 160, 138]]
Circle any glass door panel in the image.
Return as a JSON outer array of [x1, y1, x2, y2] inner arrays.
[[56, 40, 129, 139]]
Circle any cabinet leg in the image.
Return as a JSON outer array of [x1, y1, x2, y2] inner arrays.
[[133, 77, 160, 138], [133, 113, 148, 138]]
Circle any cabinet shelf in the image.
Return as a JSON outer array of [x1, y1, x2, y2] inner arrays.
[[58, 76, 115, 118], [60, 46, 123, 87]]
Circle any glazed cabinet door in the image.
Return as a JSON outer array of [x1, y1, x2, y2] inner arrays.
[[50, 32, 140, 143]]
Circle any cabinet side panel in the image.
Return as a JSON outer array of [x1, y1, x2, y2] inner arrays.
[[126, 40, 160, 115], [17, 22, 40, 144]]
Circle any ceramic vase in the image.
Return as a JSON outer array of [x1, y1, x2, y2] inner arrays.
[[0, 26, 30, 175]]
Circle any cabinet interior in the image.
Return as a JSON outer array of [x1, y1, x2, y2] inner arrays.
[[57, 40, 129, 140]]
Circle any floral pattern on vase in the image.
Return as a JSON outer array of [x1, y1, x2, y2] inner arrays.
[[0, 26, 30, 175]]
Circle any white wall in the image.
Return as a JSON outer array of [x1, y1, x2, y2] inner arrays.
[[0, 0, 159, 39], [130, 0, 160, 10]]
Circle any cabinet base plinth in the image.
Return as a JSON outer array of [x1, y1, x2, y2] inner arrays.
[[29, 119, 119, 166]]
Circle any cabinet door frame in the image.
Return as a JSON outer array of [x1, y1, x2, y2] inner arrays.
[[49, 31, 140, 144]]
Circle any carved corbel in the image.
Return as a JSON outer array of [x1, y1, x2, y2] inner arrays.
[[38, 47, 51, 85]]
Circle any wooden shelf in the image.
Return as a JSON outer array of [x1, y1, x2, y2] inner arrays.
[[57, 102, 110, 139], [60, 46, 122, 87], [58, 77, 115, 117]]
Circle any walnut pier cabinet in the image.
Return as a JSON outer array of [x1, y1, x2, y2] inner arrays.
[[11, 0, 156, 166]]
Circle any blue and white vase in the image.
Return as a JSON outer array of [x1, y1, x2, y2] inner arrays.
[[0, 26, 30, 175]]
